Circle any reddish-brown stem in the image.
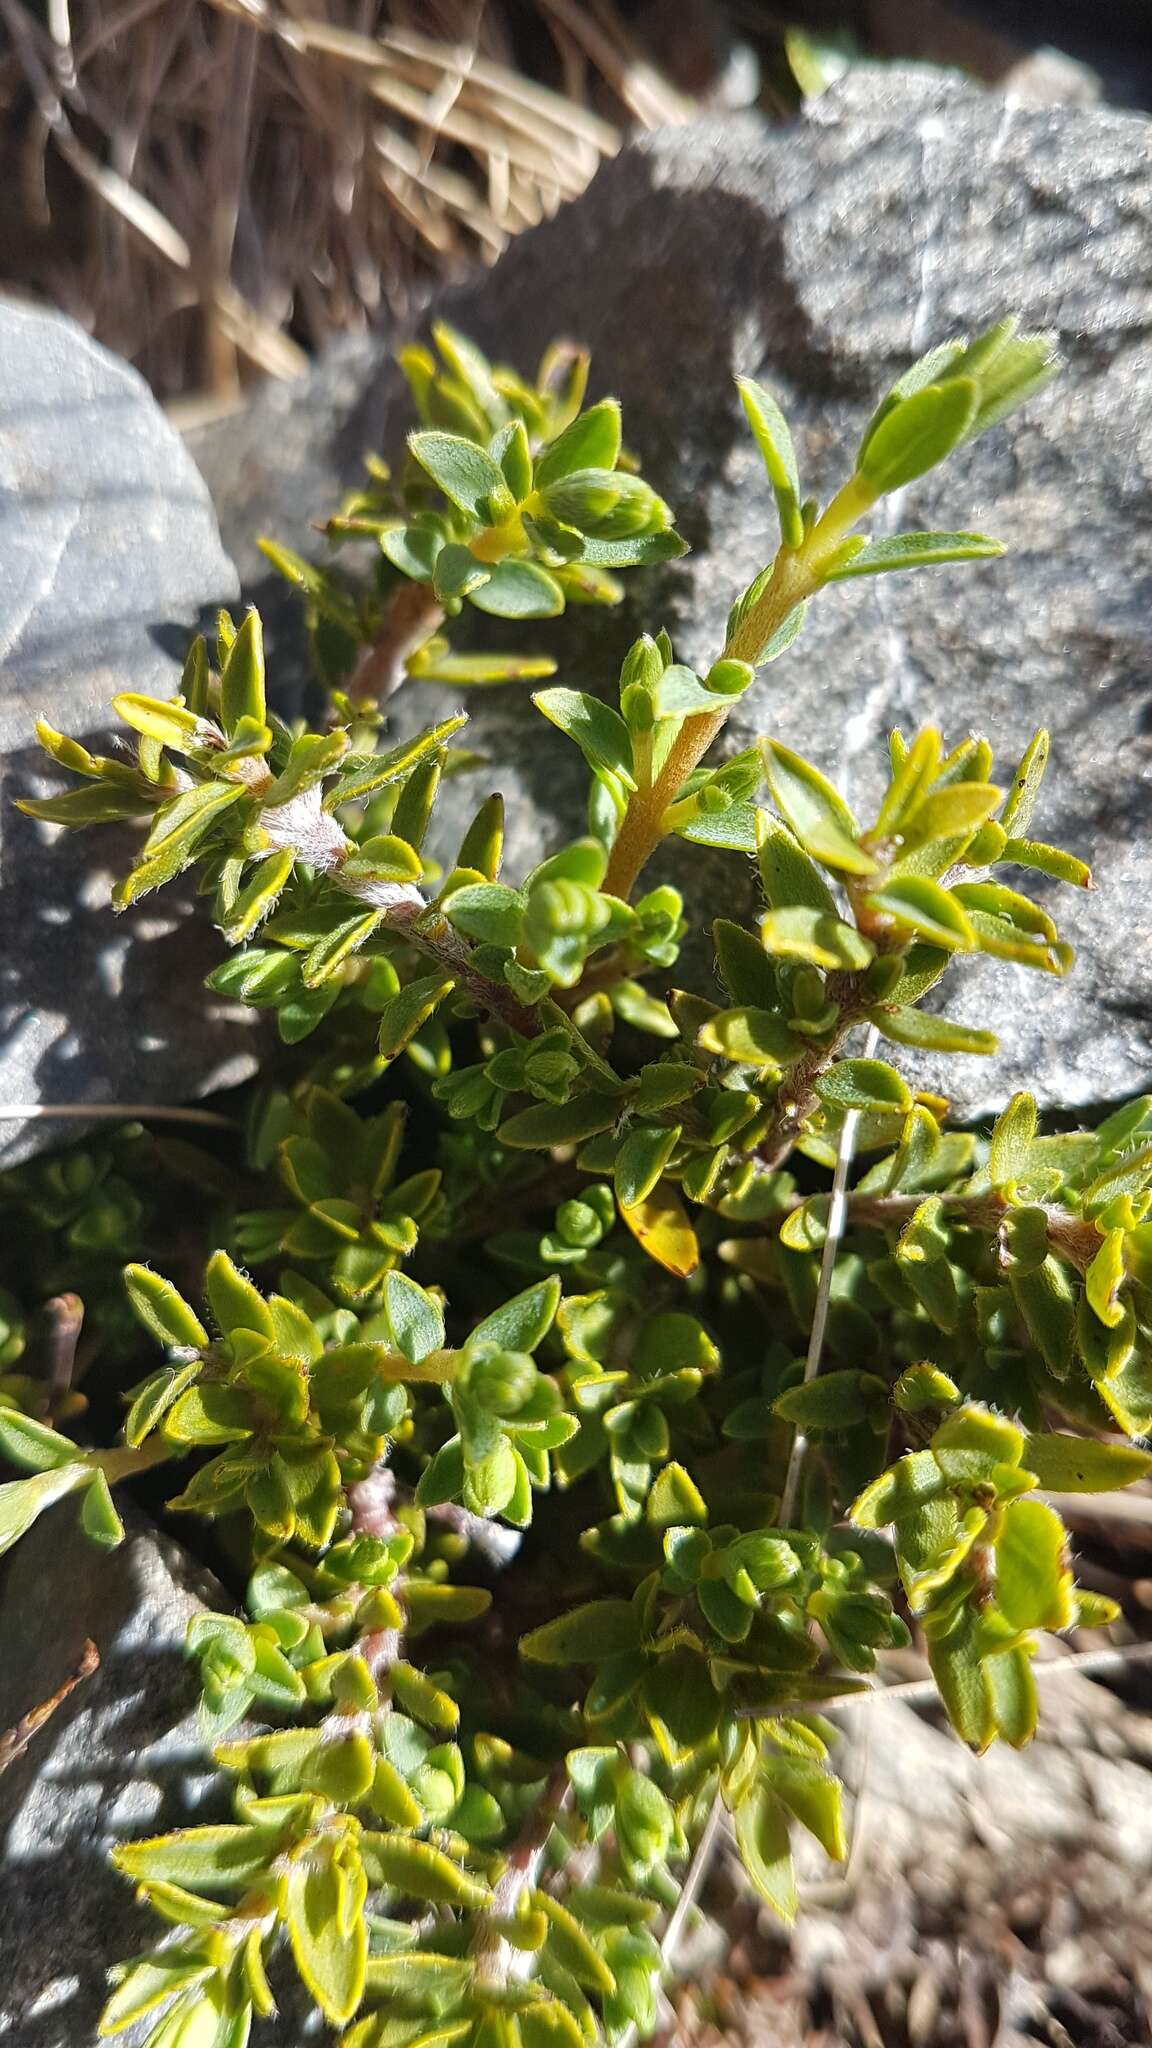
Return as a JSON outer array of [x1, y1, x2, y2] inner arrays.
[[347, 582, 444, 709], [471, 1764, 572, 1986], [600, 544, 821, 904], [752, 977, 870, 1170], [601, 702, 730, 900], [798, 1187, 1100, 1277]]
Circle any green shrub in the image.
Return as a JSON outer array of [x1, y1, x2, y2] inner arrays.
[[6, 316, 1152, 2048]]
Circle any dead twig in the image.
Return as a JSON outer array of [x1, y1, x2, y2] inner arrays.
[[0, 1639, 100, 1777], [43, 1292, 84, 1408]]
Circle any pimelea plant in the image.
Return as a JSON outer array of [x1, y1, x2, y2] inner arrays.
[[6, 317, 1152, 2048]]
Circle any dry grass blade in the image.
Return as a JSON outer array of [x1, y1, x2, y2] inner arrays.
[[533, 0, 691, 128], [0, 0, 675, 394]]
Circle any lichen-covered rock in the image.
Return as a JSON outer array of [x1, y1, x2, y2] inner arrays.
[[190, 70, 1152, 1117], [0, 302, 248, 1163]]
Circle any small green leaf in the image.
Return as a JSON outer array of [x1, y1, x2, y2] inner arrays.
[[1001, 837, 1092, 889], [491, 416, 533, 499], [756, 813, 838, 915], [283, 1851, 367, 2024], [902, 782, 1002, 846], [433, 543, 490, 604], [223, 849, 296, 943], [205, 1251, 275, 1341], [989, 1091, 1037, 1184], [0, 1466, 88, 1556], [124, 1362, 203, 1448], [521, 1600, 641, 1664], [19, 785, 156, 828], [774, 1370, 883, 1430], [378, 975, 456, 1059], [995, 1497, 1073, 1632], [445, 883, 524, 947], [764, 1755, 846, 1861], [534, 1892, 617, 1996], [676, 801, 759, 852], [498, 1094, 622, 1149], [469, 558, 564, 619], [361, 1833, 492, 1910], [615, 1125, 681, 1209], [81, 1468, 125, 1550], [867, 1005, 997, 1056], [533, 689, 635, 788], [1085, 1229, 1126, 1330], [952, 882, 1070, 972], [1010, 1256, 1077, 1377], [379, 523, 443, 582], [301, 1731, 376, 1805], [815, 1059, 912, 1115], [114, 783, 246, 906], [535, 400, 622, 487], [0, 1407, 85, 1473], [112, 694, 202, 749], [760, 906, 874, 971], [456, 794, 505, 879], [986, 1644, 1038, 1749], [383, 1272, 445, 1365], [573, 529, 688, 569], [166, 1385, 253, 1445], [736, 377, 803, 547], [220, 611, 266, 734], [1024, 1433, 1152, 1493], [927, 1609, 993, 1752], [864, 877, 974, 950], [408, 431, 512, 522], [960, 320, 1060, 438], [324, 717, 468, 807], [761, 742, 874, 875], [469, 1277, 561, 1355], [856, 379, 979, 495], [734, 1782, 797, 1924], [697, 1007, 801, 1069], [112, 1825, 272, 1893], [1000, 730, 1049, 836], [822, 531, 1004, 580], [99, 1952, 216, 2033]]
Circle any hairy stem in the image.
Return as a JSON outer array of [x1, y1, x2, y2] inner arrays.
[[601, 485, 871, 904], [471, 1766, 572, 1988], [401, 903, 542, 1038], [347, 582, 444, 711], [752, 977, 871, 1171], [601, 551, 810, 901], [844, 1189, 1100, 1272]]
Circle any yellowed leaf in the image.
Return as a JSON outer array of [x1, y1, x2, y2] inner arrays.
[[621, 1181, 699, 1277]]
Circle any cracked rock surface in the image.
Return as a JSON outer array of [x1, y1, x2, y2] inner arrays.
[[190, 69, 1152, 1119], [0, 301, 247, 1164]]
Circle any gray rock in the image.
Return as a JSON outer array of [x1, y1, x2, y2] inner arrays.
[[0, 1512, 230, 2046], [187, 73, 1152, 1119], [0, 301, 253, 1165]]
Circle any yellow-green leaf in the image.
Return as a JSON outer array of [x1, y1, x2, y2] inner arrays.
[[620, 1182, 700, 1276]]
